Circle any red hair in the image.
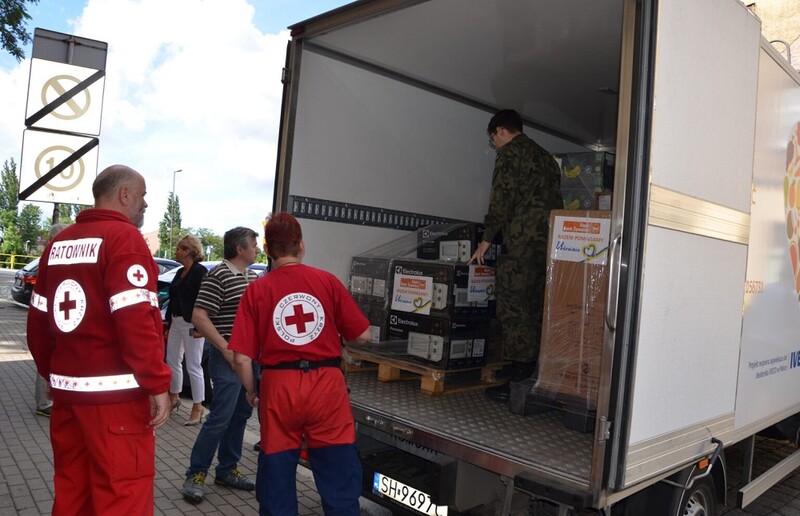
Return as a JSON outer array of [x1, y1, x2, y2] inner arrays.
[[264, 212, 302, 259]]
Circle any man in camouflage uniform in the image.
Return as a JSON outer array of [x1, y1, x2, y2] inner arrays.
[[469, 109, 563, 401]]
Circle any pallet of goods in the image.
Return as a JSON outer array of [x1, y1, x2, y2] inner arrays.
[[344, 346, 508, 395]]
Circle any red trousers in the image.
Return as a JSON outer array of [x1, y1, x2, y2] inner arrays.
[[50, 397, 156, 516], [259, 367, 355, 454]]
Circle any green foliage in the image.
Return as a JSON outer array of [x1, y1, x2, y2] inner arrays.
[[0, 158, 44, 255], [158, 192, 182, 258], [0, 0, 40, 62], [18, 204, 43, 250], [0, 158, 20, 213], [55, 203, 86, 224], [186, 227, 223, 261]]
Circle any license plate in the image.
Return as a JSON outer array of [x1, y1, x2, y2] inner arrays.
[[372, 472, 448, 516], [14, 278, 22, 287]]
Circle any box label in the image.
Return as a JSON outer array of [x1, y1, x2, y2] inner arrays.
[[550, 216, 611, 264], [467, 265, 496, 302], [391, 273, 433, 314]]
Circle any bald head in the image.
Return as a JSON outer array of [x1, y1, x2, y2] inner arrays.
[[92, 165, 149, 228]]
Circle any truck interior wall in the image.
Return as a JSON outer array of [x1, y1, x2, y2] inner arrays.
[[621, 0, 760, 487], [288, 49, 588, 280], [734, 44, 800, 441]]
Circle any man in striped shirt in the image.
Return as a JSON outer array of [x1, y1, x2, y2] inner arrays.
[[182, 226, 260, 504]]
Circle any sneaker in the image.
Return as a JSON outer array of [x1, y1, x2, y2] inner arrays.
[[182, 471, 207, 503], [35, 406, 52, 417], [214, 468, 255, 491]]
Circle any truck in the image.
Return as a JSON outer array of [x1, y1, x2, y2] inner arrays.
[[271, 0, 800, 514]]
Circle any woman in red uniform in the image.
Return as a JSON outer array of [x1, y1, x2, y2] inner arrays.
[[229, 212, 371, 516]]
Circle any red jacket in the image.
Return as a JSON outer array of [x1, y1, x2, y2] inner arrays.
[[27, 209, 171, 404]]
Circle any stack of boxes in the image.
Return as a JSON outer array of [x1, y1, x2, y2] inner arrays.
[[348, 223, 496, 369], [388, 259, 494, 368], [555, 151, 614, 211]]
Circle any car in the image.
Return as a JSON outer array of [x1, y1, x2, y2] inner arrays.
[[10, 258, 40, 306], [157, 266, 183, 307], [248, 263, 269, 277], [153, 257, 181, 274]]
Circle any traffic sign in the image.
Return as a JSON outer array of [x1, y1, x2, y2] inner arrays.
[[25, 59, 105, 135], [18, 29, 107, 204], [18, 129, 98, 204]]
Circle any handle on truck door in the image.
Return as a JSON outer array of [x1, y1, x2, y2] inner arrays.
[[604, 234, 622, 331]]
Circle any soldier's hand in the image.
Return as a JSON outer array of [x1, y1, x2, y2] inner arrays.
[[468, 241, 491, 265]]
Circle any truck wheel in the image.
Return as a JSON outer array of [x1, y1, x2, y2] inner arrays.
[[675, 476, 717, 516]]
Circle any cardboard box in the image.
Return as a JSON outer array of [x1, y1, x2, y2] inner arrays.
[[416, 223, 501, 264], [390, 259, 495, 318], [349, 256, 393, 307], [354, 298, 390, 344], [535, 210, 611, 409], [555, 152, 614, 211], [388, 311, 490, 368]]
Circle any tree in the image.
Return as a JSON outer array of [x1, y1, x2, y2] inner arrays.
[[158, 192, 182, 258], [1, 0, 40, 62], [55, 203, 86, 224], [189, 227, 220, 260], [18, 203, 43, 253], [0, 158, 19, 214]]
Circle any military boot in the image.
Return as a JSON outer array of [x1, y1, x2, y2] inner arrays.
[[486, 361, 535, 401]]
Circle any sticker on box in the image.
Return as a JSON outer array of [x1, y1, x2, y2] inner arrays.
[[391, 273, 433, 314], [550, 216, 611, 264], [467, 265, 496, 302]]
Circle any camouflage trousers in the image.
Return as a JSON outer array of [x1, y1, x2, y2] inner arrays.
[[495, 254, 547, 362]]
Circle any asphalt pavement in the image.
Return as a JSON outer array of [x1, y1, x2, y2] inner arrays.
[[2, 267, 800, 515]]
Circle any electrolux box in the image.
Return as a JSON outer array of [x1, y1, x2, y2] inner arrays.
[[416, 223, 500, 264], [349, 256, 393, 307], [355, 298, 390, 344], [387, 311, 490, 368], [390, 259, 494, 318], [554, 152, 614, 210]]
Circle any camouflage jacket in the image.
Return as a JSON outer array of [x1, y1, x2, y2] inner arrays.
[[483, 133, 563, 257]]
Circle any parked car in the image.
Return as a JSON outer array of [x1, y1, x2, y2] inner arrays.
[[10, 258, 40, 306], [153, 257, 181, 274]]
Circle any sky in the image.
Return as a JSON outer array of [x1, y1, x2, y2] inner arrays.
[[0, 0, 347, 239]]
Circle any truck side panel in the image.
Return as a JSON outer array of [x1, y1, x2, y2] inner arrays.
[[735, 44, 800, 440], [622, 0, 760, 486]]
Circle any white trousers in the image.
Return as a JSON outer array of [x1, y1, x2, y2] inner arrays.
[[166, 315, 205, 403]]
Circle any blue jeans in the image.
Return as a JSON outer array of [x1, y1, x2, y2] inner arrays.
[[256, 445, 362, 516], [186, 344, 253, 478]]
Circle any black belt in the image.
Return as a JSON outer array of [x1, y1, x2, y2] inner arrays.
[[262, 358, 340, 372]]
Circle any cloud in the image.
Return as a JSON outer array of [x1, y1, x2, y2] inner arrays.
[[3, 0, 290, 239]]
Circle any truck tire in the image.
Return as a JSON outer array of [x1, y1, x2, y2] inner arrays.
[[671, 475, 717, 516], [613, 466, 719, 516]]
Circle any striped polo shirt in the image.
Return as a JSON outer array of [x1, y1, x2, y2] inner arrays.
[[194, 260, 258, 339]]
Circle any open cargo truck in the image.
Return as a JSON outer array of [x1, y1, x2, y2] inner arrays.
[[272, 0, 800, 513]]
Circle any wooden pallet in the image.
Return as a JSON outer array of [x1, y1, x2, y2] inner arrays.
[[344, 347, 509, 395]]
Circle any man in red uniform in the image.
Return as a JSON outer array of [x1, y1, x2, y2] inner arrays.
[[230, 212, 371, 516], [27, 164, 172, 515]]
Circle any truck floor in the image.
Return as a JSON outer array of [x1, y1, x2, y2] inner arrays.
[[346, 370, 594, 487]]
